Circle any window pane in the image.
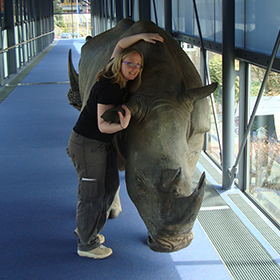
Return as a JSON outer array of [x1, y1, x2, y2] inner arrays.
[[248, 66, 280, 224], [206, 52, 239, 167], [195, 0, 215, 40], [173, 0, 194, 34], [208, 51, 223, 164], [246, 0, 280, 58], [181, 43, 201, 73], [182, 46, 222, 163]]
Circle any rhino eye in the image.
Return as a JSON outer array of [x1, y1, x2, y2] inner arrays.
[[135, 172, 147, 192], [136, 176, 142, 185]]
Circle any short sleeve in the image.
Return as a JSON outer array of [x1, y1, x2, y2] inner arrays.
[[96, 81, 123, 106]]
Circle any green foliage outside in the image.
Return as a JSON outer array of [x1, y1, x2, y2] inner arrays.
[[251, 66, 280, 96], [209, 54, 240, 105], [53, 0, 67, 31], [53, 0, 62, 14]]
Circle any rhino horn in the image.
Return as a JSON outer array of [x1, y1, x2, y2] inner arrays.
[[160, 168, 181, 193], [68, 49, 79, 92], [163, 172, 206, 225], [187, 83, 218, 101]]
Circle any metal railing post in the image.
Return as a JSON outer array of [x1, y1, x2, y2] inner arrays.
[[222, 0, 236, 190]]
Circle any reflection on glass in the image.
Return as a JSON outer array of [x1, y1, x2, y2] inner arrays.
[[207, 52, 240, 166], [248, 66, 280, 224], [208, 52, 223, 164], [183, 49, 225, 165]]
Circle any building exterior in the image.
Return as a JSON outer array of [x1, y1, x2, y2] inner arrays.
[[59, 0, 90, 13]]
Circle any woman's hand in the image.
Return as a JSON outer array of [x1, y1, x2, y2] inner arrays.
[[141, 33, 164, 44], [118, 105, 131, 129]]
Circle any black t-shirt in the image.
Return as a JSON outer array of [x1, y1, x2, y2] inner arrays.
[[73, 76, 127, 142]]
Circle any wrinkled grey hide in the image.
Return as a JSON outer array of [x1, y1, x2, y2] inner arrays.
[[68, 19, 217, 252]]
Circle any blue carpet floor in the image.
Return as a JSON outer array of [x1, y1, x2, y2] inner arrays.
[[0, 39, 232, 280]]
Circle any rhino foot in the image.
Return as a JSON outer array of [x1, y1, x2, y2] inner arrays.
[[147, 230, 194, 252]]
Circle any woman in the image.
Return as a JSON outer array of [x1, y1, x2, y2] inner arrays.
[[67, 32, 164, 259]]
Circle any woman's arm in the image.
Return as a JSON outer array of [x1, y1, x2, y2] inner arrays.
[[110, 33, 164, 59], [98, 104, 131, 133]]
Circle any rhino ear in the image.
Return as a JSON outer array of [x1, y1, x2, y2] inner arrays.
[[187, 83, 218, 101], [101, 106, 123, 123], [101, 100, 140, 123]]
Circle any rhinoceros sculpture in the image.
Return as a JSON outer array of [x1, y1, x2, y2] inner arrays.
[[68, 19, 217, 252]]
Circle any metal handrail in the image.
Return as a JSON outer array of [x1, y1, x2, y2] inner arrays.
[[0, 30, 54, 54]]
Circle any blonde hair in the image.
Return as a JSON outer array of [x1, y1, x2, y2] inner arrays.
[[96, 47, 144, 93]]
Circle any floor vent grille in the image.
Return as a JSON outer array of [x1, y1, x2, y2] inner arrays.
[[228, 193, 280, 254]]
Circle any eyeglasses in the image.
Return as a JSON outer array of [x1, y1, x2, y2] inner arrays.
[[122, 61, 143, 69]]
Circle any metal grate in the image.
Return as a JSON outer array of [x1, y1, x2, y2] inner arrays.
[[198, 209, 280, 280], [228, 193, 280, 254], [194, 169, 280, 280]]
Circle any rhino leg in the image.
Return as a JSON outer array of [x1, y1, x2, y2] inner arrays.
[[107, 186, 122, 219]]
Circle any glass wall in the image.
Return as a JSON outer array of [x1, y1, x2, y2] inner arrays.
[[150, 0, 164, 28], [248, 66, 280, 224], [171, 0, 280, 59], [208, 51, 223, 164], [172, 0, 222, 43], [244, 0, 280, 56], [0, 0, 53, 87]]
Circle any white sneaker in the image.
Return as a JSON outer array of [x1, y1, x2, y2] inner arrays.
[[77, 245, 113, 259]]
